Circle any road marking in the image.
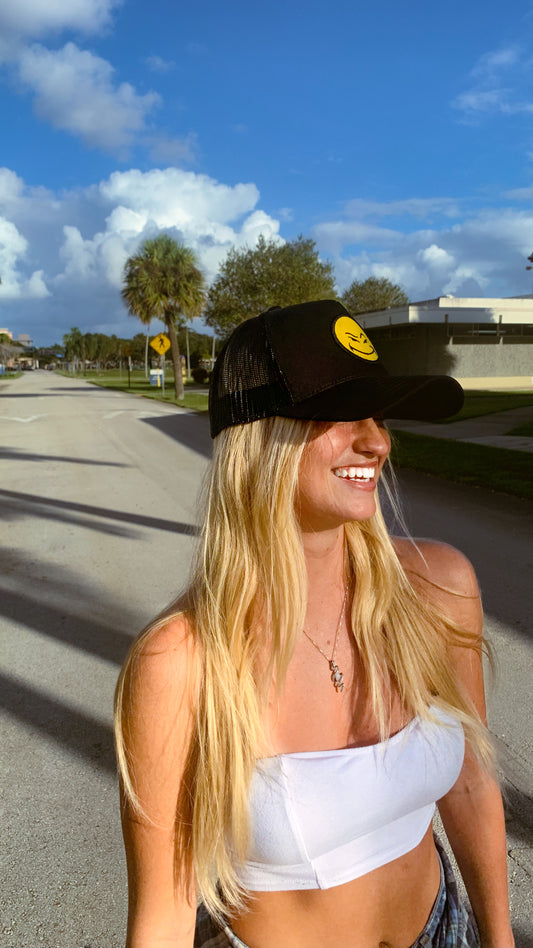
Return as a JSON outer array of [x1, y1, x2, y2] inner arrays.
[[0, 415, 47, 423], [102, 408, 184, 420]]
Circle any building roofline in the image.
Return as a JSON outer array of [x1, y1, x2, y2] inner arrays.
[[357, 294, 533, 328]]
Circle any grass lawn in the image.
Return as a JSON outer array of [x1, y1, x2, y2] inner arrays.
[[439, 389, 533, 423], [391, 430, 533, 500], [507, 420, 533, 437], [62, 368, 210, 411]]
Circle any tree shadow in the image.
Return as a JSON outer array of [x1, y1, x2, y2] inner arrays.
[[1, 671, 116, 775], [0, 548, 139, 665], [0, 549, 141, 774], [0, 488, 199, 537], [141, 412, 212, 459], [49, 385, 119, 393], [0, 446, 129, 467], [0, 387, 112, 396]]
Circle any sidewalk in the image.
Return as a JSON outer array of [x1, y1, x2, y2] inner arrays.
[[390, 404, 533, 453]]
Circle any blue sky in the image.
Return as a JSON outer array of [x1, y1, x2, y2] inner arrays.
[[1, 0, 533, 345]]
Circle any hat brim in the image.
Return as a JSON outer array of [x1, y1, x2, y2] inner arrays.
[[281, 375, 464, 423]]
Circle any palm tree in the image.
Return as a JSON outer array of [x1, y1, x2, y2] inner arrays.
[[63, 326, 84, 373], [121, 256, 153, 379], [122, 234, 206, 399]]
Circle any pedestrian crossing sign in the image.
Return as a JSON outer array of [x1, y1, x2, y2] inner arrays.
[[150, 333, 171, 355]]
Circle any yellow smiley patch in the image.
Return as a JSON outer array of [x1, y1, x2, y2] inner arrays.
[[333, 316, 378, 361]]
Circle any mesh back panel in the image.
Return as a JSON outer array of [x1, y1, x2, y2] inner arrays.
[[210, 316, 287, 436], [216, 317, 279, 395]]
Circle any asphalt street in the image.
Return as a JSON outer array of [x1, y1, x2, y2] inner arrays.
[[1, 371, 531, 948]]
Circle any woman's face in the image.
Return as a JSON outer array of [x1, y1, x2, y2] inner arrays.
[[296, 419, 391, 531]]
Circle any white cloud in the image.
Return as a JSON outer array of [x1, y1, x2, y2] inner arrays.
[[4, 165, 533, 344], [0, 0, 117, 42], [0, 216, 50, 299], [52, 167, 281, 309], [505, 186, 533, 200], [99, 167, 261, 232], [471, 45, 520, 79], [277, 207, 294, 223], [453, 45, 533, 118], [313, 220, 400, 255], [417, 244, 455, 269], [313, 202, 533, 302], [145, 55, 175, 73], [59, 225, 97, 281], [454, 89, 509, 113], [0, 163, 280, 340], [16, 42, 159, 152], [344, 197, 461, 221], [147, 132, 198, 165], [0, 167, 25, 207]]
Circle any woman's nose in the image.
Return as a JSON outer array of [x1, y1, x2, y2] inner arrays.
[[351, 417, 391, 457]]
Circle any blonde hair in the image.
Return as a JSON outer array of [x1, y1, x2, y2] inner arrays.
[[115, 416, 492, 922]]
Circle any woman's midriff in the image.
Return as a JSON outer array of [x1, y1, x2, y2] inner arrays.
[[230, 826, 441, 948]]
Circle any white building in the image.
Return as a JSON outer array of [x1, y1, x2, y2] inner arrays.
[[358, 296, 533, 389]]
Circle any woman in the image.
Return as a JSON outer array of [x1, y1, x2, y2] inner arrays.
[[115, 299, 513, 948]]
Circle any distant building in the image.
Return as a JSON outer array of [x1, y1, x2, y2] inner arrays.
[[0, 328, 13, 340], [358, 296, 533, 389], [17, 333, 33, 347]]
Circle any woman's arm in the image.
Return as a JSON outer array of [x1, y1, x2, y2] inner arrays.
[[118, 617, 200, 948], [399, 539, 514, 948]]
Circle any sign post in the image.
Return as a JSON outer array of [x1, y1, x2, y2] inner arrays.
[[149, 333, 171, 396]]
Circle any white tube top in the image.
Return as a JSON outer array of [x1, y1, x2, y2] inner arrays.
[[236, 707, 464, 890]]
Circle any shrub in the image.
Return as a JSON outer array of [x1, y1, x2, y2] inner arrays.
[[191, 366, 209, 384]]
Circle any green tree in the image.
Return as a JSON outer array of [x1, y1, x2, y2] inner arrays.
[[177, 327, 214, 370], [342, 277, 408, 316], [63, 327, 84, 371], [204, 235, 336, 335], [120, 258, 153, 378], [122, 234, 206, 399]]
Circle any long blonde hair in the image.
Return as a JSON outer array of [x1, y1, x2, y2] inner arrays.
[[115, 416, 492, 921]]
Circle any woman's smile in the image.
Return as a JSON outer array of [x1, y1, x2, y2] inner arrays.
[[332, 465, 377, 489], [297, 419, 391, 530]]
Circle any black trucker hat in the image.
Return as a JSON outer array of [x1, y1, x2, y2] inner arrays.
[[209, 299, 463, 438]]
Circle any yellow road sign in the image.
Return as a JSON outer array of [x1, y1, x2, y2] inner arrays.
[[150, 333, 171, 355]]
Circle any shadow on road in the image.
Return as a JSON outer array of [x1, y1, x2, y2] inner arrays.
[[0, 387, 110, 396], [0, 446, 129, 467], [0, 548, 138, 773], [0, 488, 199, 537], [141, 411, 212, 459], [1, 671, 116, 775], [514, 930, 533, 948], [396, 469, 533, 643], [0, 584, 133, 666], [503, 781, 533, 847], [0, 548, 138, 665]]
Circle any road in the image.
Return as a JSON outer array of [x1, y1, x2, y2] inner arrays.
[[1, 371, 531, 948]]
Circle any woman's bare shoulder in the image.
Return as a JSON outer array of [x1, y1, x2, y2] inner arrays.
[[122, 610, 201, 739], [131, 609, 200, 689], [119, 611, 201, 822], [392, 536, 480, 600]]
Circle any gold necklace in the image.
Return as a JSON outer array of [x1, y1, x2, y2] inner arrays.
[[302, 585, 349, 693]]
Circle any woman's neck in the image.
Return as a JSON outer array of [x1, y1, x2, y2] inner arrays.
[[301, 526, 347, 594]]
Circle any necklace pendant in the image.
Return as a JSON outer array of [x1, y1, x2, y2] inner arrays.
[[329, 660, 344, 693]]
